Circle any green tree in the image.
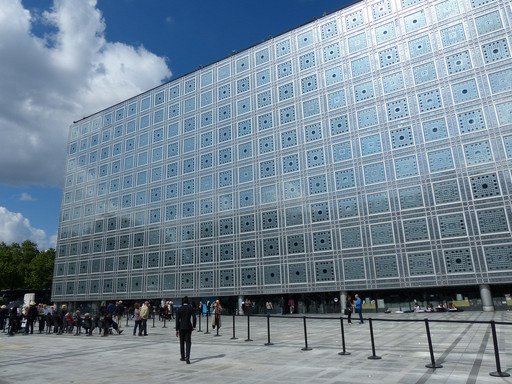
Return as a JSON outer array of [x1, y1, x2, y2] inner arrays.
[[0, 241, 54, 290], [26, 248, 55, 290]]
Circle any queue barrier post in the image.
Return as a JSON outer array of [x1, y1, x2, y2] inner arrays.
[[245, 315, 253, 342], [301, 316, 312, 351], [205, 313, 210, 334], [230, 313, 238, 340], [489, 320, 510, 377], [367, 318, 381, 360], [264, 314, 273, 346], [338, 317, 350, 356], [424, 319, 442, 369]]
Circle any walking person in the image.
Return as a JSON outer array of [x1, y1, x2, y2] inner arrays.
[[175, 296, 196, 364], [345, 295, 354, 324], [354, 293, 364, 324]]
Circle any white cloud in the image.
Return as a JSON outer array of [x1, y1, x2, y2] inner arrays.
[[19, 192, 36, 202], [0, 0, 171, 186], [0, 206, 56, 249]]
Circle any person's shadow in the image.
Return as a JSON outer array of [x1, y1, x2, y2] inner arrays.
[[189, 354, 225, 364]]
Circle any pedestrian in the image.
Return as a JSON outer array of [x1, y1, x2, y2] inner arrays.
[[83, 313, 93, 336], [140, 301, 149, 336], [0, 305, 7, 332], [74, 310, 83, 335], [8, 306, 20, 336], [37, 304, 46, 333], [288, 298, 295, 314], [25, 301, 38, 334], [345, 295, 354, 324], [354, 293, 363, 324], [133, 303, 142, 335], [114, 301, 124, 329], [175, 296, 196, 364], [265, 300, 273, 315], [212, 300, 222, 329]]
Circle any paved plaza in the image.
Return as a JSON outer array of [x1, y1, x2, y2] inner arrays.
[[1, 311, 511, 384]]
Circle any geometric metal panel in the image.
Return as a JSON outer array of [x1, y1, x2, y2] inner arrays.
[[470, 173, 501, 199], [432, 179, 461, 204], [374, 255, 399, 278], [407, 252, 435, 276], [444, 249, 474, 273], [438, 213, 467, 238], [484, 245, 512, 271], [477, 208, 509, 234]]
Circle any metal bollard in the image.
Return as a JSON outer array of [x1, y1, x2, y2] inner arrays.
[[424, 319, 442, 368], [264, 314, 273, 346], [205, 313, 210, 334], [163, 317, 167, 328], [245, 315, 253, 342], [489, 320, 510, 377], [197, 312, 203, 333], [301, 316, 312, 351], [338, 317, 350, 356], [367, 318, 381, 360], [230, 313, 238, 340], [152, 313, 155, 328]]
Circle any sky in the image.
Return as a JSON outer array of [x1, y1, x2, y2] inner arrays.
[[0, 0, 354, 249]]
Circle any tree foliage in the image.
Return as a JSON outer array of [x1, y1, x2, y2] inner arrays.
[[0, 241, 55, 291]]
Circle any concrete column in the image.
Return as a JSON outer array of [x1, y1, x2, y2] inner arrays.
[[480, 284, 494, 312], [340, 291, 347, 312]]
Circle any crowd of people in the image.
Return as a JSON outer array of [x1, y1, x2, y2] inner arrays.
[[0, 300, 157, 337]]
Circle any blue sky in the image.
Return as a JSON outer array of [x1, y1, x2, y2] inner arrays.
[[0, 0, 353, 249]]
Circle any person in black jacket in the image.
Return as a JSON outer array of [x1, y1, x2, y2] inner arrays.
[[24, 301, 38, 334], [175, 296, 196, 364]]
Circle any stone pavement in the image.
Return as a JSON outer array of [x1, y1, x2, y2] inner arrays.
[[1, 311, 512, 384]]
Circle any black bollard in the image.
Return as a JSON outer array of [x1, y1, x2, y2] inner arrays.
[[338, 317, 350, 356], [301, 316, 312, 351], [152, 313, 155, 328], [245, 315, 253, 341], [197, 312, 203, 333], [163, 317, 167, 328], [424, 319, 442, 368], [230, 313, 238, 340], [205, 313, 210, 334], [264, 314, 273, 346], [367, 318, 381, 359], [125, 315, 128, 327], [489, 320, 510, 377]]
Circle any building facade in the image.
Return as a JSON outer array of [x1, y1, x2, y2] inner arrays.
[[53, 0, 512, 305]]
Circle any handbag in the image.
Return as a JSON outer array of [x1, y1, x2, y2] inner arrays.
[[344, 308, 352, 316]]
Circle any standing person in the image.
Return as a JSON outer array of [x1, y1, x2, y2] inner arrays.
[[288, 298, 295, 314], [133, 303, 142, 336], [25, 301, 38, 334], [175, 296, 196, 364], [345, 295, 354, 324], [265, 300, 273, 315], [37, 304, 46, 334], [140, 301, 149, 336], [0, 305, 8, 332], [354, 293, 364, 324], [212, 300, 222, 329], [114, 301, 124, 330]]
